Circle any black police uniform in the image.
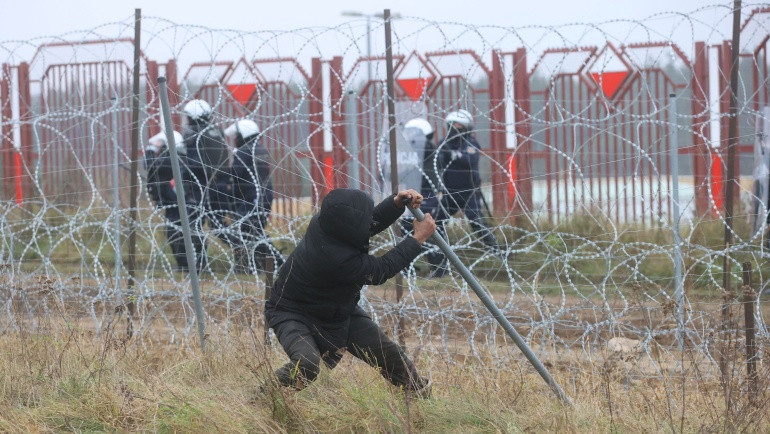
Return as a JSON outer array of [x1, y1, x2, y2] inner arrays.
[[182, 119, 231, 270], [430, 127, 499, 274], [144, 144, 191, 271], [230, 135, 284, 271]]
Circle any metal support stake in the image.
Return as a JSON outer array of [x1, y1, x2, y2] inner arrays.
[[742, 262, 758, 404], [111, 98, 123, 295], [669, 93, 684, 348], [125, 8, 141, 336], [383, 9, 406, 346], [407, 205, 573, 406], [721, 0, 742, 383], [158, 76, 206, 352]]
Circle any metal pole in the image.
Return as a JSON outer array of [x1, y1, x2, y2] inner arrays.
[[126, 8, 141, 335], [408, 205, 573, 405], [111, 98, 122, 295], [721, 0, 742, 382], [669, 93, 684, 349], [384, 8, 407, 346], [347, 90, 360, 190], [723, 0, 742, 290], [741, 262, 757, 404], [158, 76, 207, 351]]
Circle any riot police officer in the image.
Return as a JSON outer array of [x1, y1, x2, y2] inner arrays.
[[181, 99, 230, 271], [144, 130, 190, 271], [225, 119, 284, 273], [431, 109, 500, 276]]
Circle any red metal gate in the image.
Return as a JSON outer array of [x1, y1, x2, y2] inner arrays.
[[27, 39, 141, 206], [529, 43, 691, 225]]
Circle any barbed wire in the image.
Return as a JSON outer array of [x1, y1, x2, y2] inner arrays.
[[0, 6, 769, 380]]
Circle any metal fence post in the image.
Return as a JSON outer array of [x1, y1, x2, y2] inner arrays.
[[125, 8, 141, 336], [741, 262, 758, 404], [383, 9, 407, 347], [407, 204, 573, 406], [669, 93, 685, 348], [158, 76, 207, 352], [111, 98, 123, 296]]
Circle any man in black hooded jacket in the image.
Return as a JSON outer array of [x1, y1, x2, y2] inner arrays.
[[265, 188, 436, 395]]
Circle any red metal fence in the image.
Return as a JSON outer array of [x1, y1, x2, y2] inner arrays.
[[3, 12, 770, 224]]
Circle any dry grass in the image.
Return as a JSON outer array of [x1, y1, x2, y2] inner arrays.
[[1, 317, 768, 433]]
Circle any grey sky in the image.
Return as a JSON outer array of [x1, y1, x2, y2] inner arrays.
[[1, 0, 739, 43], [2, 0, 753, 82]]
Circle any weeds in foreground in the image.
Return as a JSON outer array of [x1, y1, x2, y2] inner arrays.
[[0, 315, 767, 433]]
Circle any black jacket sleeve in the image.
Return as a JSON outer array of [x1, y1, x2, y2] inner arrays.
[[369, 193, 405, 236], [341, 236, 422, 286]]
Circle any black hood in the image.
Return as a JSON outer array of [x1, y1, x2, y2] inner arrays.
[[318, 189, 374, 252]]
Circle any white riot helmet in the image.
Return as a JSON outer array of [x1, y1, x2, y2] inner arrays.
[[225, 119, 260, 141], [445, 109, 473, 129], [182, 99, 212, 121], [404, 118, 434, 136], [147, 130, 186, 155]]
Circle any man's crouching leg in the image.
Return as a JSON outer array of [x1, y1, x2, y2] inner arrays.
[[347, 315, 431, 398], [272, 320, 323, 389]]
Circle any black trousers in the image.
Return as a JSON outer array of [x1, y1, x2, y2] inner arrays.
[[233, 204, 284, 271], [164, 206, 188, 270], [271, 316, 422, 390]]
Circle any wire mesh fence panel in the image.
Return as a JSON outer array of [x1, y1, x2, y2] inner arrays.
[[0, 7, 769, 385]]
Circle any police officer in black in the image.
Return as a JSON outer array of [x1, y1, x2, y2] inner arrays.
[[144, 130, 190, 271], [225, 119, 284, 273], [181, 99, 230, 272], [398, 117, 447, 276], [431, 109, 499, 276]]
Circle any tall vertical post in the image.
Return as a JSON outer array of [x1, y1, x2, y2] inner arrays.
[[158, 77, 207, 351], [741, 262, 757, 404], [347, 90, 360, 190], [669, 93, 684, 348], [383, 8, 406, 345], [723, 0, 742, 285], [720, 0, 742, 381], [111, 99, 123, 295], [126, 8, 142, 334]]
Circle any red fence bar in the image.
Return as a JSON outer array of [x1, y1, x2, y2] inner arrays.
[[1, 64, 12, 202], [17, 62, 33, 204], [145, 60, 161, 137], [721, 40, 741, 210], [309, 57, 330, 205], [329, 56, 347, 189], [513, 47, 533, 217], [166, 59, 181, 130], [489, 50, 507, 218], [692, 41, 711, 217]]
